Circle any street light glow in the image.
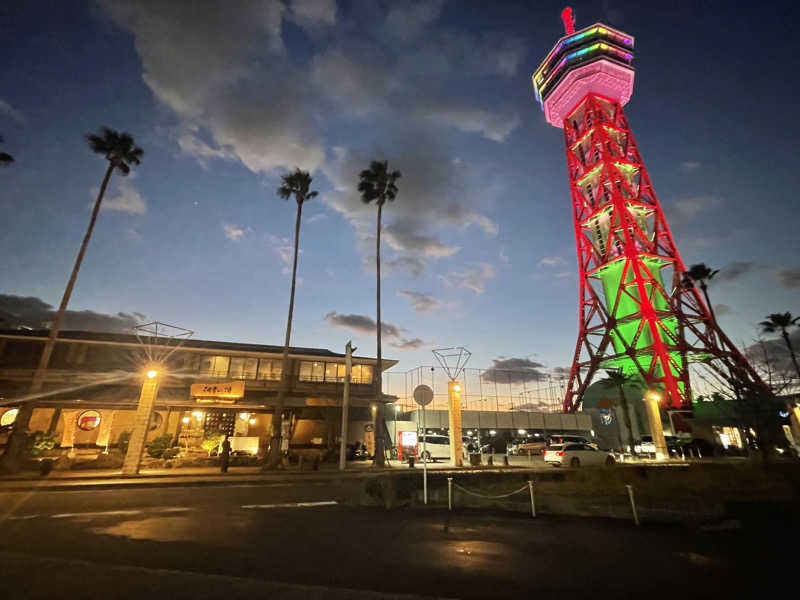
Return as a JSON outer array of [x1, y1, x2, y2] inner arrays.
[[453, 384, 461, 392], [647, 391, 661, 401], [146, 369, 158, 379]]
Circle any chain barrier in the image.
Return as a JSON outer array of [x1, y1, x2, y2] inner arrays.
[[447, 477, 536, 518], [451, 482, 530, 500]]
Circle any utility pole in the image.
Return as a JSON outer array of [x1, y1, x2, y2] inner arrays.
[[339, 341, 355, 471]]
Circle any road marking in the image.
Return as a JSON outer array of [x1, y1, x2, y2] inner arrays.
[[241, 501, 338, 509], [51, 510, 143, 519], [49, 507, 193, 519], [6, 514, 40, 520]]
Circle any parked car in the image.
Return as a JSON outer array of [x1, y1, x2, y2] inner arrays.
[[634, 435, 687, 457], [518, 434, 592, 455], [417, 434, 468, 462], [544, 443, 616, 468]]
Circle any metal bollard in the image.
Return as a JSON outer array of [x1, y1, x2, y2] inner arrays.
[[625, 484, 640, 527], [528, 480, 536, 518], [447, 477, 453, 511], [503, 455, 509, 466]]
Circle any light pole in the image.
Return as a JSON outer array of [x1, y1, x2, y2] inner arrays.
[[643, 390, 668, 460], [447, 380, 464, 467], [122, 366, 161, 476]]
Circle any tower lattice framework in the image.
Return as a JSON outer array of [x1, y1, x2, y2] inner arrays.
[[560, 93, 764, 411]]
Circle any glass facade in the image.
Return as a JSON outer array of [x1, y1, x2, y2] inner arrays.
[[299, 361, 372, 384]]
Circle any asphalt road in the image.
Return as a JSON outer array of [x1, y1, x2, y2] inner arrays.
[[0, 481, 791, 599]]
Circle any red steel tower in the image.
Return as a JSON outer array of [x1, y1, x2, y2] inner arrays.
[[532, 13, 765, 411]]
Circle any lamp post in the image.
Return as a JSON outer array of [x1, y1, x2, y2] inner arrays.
[[447, 380, 464, 467], [643, 390, 668, 460], [122, 366, 161, 476]]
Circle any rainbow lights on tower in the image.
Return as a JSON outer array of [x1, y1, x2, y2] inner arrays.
[[533, 9, 766, 411]]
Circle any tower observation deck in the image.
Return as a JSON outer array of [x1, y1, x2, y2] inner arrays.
[[533, 12, 766, 411]]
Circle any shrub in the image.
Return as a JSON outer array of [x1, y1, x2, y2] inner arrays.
[[26, 431, 57, 458], [117, 430, 132, 455], [162, 447, 181, 460], [146, 434, 174, 458], [202, 430, 225, 456]]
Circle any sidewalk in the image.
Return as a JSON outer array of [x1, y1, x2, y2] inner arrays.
[[0, 459, 534, 492]]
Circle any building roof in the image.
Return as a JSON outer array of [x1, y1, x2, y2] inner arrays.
[[0, 328, 397, 368]]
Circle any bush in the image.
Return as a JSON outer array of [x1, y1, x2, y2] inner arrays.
[[202, 430, 225, 456], [162, 447, 181, 460], [26, 431, 57, 458], [146, 434, 174, 459], [117, 431, 132, 455]]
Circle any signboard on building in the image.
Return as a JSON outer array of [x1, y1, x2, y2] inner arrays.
[[190, 381, 245, 400]]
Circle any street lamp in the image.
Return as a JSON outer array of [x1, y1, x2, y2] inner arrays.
[[122, 365, 163, 476], [642, 389, 668, 461]]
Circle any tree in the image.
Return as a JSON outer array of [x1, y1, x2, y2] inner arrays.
[[682, 263, 719, 323], [759, 312, 800, 379], [0, 135, 13, 165], [266, 168, 317, 469], [357, 160, 401, 467], [1, 128, 142, 474], [600, 369, 641, 456]]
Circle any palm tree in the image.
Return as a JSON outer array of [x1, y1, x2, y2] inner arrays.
[[266, 168, 317, 469], [600, 369, 640, 456], [759, 312, 800, 379], [682, 263, 719, 323], [1, 128, 142, 473], [0, 135, 13, 165], [358, 160, 401, 467]]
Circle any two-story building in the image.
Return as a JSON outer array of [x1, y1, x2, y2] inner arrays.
[[0, 329, 397, 458]]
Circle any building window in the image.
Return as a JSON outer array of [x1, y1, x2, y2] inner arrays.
[[257, 359, 282, 381], [199, 355, 230, 378], [351, 364, 373, 384], [298, 361, 372, 384], [229, 357, 258, 380]]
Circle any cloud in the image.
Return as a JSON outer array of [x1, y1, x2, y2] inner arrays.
[[324, 311, 400, 338], [713, 303, 732, 317], [385, 256, 425, 279], [223, 224, 245, 241], [417, 104, 521, 142], [0, 294, 145, 333], [306, 213, 327, 224], [537, 256, 565, 267], [680, 161, 701, 172], [384, 220, 460, 258], [267, 234, 299, 275], [177, 131, 236, 166], [775, 267, 800, 289], [399, 290, 440, 313], [715, 261, 754, 283], [101, 0, 325, 173], [385, 0, 445, 41], [92, 179, 147, 215], [671, 195, 721, 221], [390, 337, 425, 350], [440, 263, 496, 294], [744, 329, 800, 374], [481, 358, 547, 384], [0, 100, 24, 122], [550, 366, 571, 378], [290, 0, 337, 25]]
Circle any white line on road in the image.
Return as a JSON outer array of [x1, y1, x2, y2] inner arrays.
[[240, 501, 338, 509], [6, 514, 40, 520], [50, 507, 193, 519]]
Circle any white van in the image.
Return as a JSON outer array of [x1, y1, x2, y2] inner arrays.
[[417, 434, 467, 462]]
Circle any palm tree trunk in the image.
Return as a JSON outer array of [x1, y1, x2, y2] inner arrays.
[[374, 202, 385, 467], [267, 199, 303, 469], [781, 330, 800, 379], [700, 283, 716, 325], [1, 162, 114, 473]]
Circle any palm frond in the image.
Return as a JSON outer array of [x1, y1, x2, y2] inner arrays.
[[86, 127, 143, 172]]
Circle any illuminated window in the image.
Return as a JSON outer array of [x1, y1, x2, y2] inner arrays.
[[311, 361, 324, 382], [351, 364, 373, 384], [199, 355, 230, 378], [299, 361, 313, 381], [229, 357, 258, 380], [257, 359, 281, 380], [0, 408, 19, 427], [325, 363, 345, 383]]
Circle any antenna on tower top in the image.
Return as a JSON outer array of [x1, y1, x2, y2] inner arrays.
[[561, 7, 575, 34]]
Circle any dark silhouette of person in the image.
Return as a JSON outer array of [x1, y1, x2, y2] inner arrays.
[[220, 435, 231, 473]]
